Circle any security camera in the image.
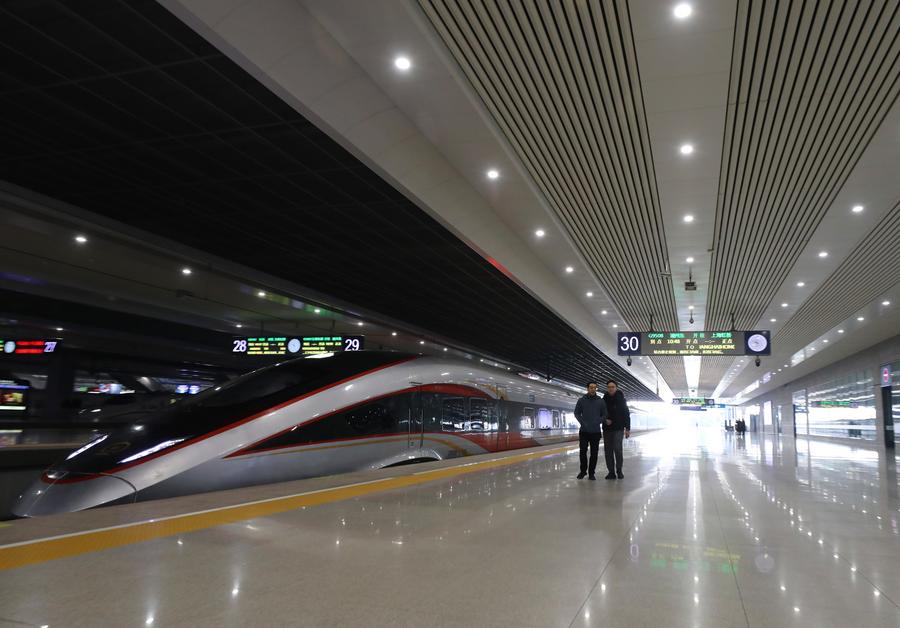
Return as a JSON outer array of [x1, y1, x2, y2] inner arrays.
[[755, 356, 761, 367], [627, 357, 632, 366]]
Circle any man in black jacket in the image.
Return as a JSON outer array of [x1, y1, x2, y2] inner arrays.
[[573, 382, 607, 480], [602, 379, 631, 479]]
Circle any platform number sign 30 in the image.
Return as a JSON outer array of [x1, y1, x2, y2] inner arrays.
[[617, 333, 642, 355]]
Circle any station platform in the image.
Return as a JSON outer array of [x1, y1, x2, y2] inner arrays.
[[1, 430, 899, 628]]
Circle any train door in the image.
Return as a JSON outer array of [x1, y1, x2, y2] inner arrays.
[[407, 385, 424, 448]]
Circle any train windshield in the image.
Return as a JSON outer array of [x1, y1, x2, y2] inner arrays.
[[55, 352, 414, 475], [176, 351, 411, 416]]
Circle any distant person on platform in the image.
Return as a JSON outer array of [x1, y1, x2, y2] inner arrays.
[[574, 382, 607, 480], [602, 380, 631, 479]]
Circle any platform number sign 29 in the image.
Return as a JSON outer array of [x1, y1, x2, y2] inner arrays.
[[617, 333, 642, 356], [344, 337, 361, 351]]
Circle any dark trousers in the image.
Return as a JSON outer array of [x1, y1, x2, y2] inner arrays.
[[604, 429, 624, 474], [579, 431, 601, 474]]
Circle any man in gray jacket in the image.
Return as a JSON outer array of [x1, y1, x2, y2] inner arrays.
[[573, 382, 608, 480]]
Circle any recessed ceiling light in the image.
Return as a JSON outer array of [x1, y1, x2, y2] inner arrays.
[[235, 323, 242, 328], [823, 339, 829, 343], [683, 214, 695, 223], [601, 310, 608, 315], [443, 347, 448, 351], [356, 321, 364, 326], [565, 266, 574, 273], [586, 291, 594, 298], [613, 324, 619, 328], [838, 329, 844, 334], [679, 143, 694, 155], [391, 332, 398, 336], [796, 281, 805, 287], [394, 56, 411, 71], [686, 256, 694, 263], [688, 305, 694, 310], [486, 169, 499, 180], [882, 300, 891, 306], [419, 340, 425, 345], [181, 267, 192, 275], [314, 308, 321, 313], [257, 290, 266, 298], [818, 251, 828, 258], [55, 327, 64, 332], [851, 204, 864, 214], [535, 229, 545, 238], [673, 3, 693, 19], [75, 234, 87, 244], [781, 303, 788, 307], [770, 318, 776, 322], [857, 316, 865, 321]]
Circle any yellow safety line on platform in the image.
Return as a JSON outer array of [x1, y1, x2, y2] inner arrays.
[[0, 444, 574, 571]]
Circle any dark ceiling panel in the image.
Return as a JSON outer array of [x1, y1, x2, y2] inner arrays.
[[0, 0, 657, 400]]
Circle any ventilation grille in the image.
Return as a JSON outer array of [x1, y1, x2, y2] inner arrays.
[[419, 0, 686, 390], [700, 0, 900, 392]]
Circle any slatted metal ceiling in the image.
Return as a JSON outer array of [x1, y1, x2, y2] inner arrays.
[[698, 0, 899, 394], [774, 201, 900, 349], [418, 0, 687, 392], [0, 0, 658, 400]]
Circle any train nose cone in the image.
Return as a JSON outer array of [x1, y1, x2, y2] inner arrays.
[[12, 473, 135, 517]]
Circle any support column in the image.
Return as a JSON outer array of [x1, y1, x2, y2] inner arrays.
[[42, 349, 76, 420]]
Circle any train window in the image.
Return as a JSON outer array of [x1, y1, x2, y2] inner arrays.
[[346, 403, 395, 434], [469, 399, 496, 431], [441, 397, 466, 432], [522, 407, 535, 430], [552, 410, 560, 428]]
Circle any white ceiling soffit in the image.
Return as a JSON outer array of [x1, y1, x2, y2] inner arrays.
[[698, 0, 900, 394], [160, 0, 670, 396], [720, 200, 900, 401], [417, 0, 687, 391], [774, 201, 900, 354]]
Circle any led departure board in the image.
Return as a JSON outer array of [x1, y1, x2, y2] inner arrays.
[[672, 398, 716, 406], [1, 339, 60, 355], [232, 335, 364, 356], [616, 331, 770, 357], [810, 400, 858, 409]]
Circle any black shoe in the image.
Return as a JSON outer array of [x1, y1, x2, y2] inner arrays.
[[577, 472, 586, 479], [605, 473, 616, 480], [617, 472, 624, 479], [588, 474, 596, 480]]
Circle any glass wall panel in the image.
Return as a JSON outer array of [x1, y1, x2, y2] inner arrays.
[[806, 368, 876, 440], [891, 363, 899, 447], [792, 389, 808, 435]]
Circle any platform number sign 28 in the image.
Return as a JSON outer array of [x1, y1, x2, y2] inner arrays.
[[232, 339, 248, 353], [617, 333, 642, 356]]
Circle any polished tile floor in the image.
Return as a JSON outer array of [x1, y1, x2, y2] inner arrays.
[[1, 429, 899, 627]]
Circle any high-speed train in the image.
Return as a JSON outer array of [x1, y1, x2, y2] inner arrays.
[[14, 352, 580, 516]]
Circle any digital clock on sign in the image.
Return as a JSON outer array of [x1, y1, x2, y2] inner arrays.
[[743, 331, 771, 355]]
